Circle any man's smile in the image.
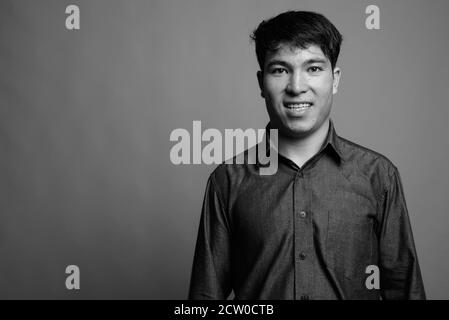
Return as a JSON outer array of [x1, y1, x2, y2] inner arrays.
[[283, 101, 313, 115]]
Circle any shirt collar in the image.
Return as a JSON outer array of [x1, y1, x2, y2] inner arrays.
[[323, 119, 346, 164], [263, 118, 346, 166]]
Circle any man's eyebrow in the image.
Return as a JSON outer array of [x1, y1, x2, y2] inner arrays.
[[265, 58, 328, 69], [303, 58, 327, 65], [265, 60, 291, 69]]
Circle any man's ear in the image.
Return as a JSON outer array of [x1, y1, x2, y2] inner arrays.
[[257, 70, 265, 98], [332, 67, 341, 95]]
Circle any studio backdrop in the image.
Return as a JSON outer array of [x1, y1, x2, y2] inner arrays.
[[0, 0, 448, 299]]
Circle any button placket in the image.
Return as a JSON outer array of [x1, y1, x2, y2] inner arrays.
[[293, 171, 313, 300]]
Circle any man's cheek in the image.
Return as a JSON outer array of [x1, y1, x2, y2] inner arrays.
[[314, 84, 334, 98]]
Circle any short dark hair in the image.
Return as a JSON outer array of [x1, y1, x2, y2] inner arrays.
[[250, 11, 343, 70]]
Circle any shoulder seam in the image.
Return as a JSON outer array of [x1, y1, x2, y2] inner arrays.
[[209, 169, 227, 214], [209, 170, 232, 234], [338, 136, 397, 168]]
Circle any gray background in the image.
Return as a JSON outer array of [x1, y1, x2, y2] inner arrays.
[[0, 0, 448, 299]]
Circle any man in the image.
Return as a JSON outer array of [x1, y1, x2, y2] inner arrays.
[[188, 10, 425, 300]]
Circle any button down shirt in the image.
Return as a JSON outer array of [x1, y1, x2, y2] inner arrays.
[[188, 119, 425, 300]]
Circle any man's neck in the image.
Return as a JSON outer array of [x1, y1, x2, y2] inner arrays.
[[277, 119, 330, 168]]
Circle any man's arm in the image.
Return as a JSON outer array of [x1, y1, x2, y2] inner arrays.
[[378, 166, 426, 300], [188, 173, 232, 299]]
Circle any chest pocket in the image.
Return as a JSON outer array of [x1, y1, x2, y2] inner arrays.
[[325, 191, 375, 280]]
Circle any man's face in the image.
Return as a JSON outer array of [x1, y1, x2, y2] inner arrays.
[[258, 44, 341, 138]]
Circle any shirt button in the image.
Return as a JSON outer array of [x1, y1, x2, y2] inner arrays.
[[300, 295, 310, 300], [299, 252, 306, 260], [299, 211, 307, 218]]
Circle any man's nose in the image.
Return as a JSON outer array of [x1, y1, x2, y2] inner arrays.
[[286, 72, 308, 95]]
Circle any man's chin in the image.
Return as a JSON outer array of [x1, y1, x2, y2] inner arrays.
[[278, 125, 313, 139], [268, 117, 317, 139]]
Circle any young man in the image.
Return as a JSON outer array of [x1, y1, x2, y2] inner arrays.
[[188, 11, 425, 300]]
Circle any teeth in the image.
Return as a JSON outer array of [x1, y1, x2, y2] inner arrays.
[[287, 103, 311, 109]]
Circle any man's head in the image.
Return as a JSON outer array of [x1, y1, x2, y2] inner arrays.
[[251, 11, 343, 139]]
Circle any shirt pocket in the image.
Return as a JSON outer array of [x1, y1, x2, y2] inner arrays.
[[325, 198, 374, 280]]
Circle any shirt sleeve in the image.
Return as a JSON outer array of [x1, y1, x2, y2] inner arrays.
[[188, 173, 232, 300], [378, 167, 426, 300]]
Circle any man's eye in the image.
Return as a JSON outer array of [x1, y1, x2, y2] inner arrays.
[[308, 66, 323, 73], [271, 68, 287, 74]]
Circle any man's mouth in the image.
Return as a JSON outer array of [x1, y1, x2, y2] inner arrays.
[[284, 102, 313, 111]]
